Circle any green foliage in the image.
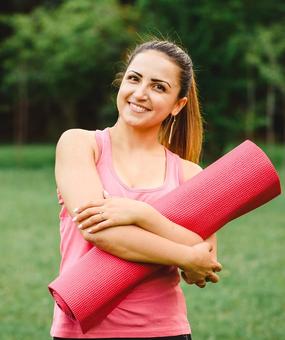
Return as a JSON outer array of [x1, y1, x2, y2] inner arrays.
[[245, 24, 285, 92], [136, 0, 285, 151], [1, 0, 138, 131], [0, 0, 284, 150], [2, 0, 136, 95]]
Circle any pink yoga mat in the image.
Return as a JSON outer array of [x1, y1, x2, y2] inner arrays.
[[48, 140, 281, 333]]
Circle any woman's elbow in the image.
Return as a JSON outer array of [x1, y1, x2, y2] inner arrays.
[[81, 229, 133, 259]]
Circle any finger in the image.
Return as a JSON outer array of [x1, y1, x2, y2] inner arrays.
[[181, 271, 190, 282], [206, 273, 220, 283], [182, 270, 206, 285], [181, 271, 194, 285], [78, 213, 105, 230], [182, 269, 205, 283], [213, 262, 223, 272], [195, 280, 206, 288], [103, 190, 111, 198], [185, 280, 194, 285], [73, 199, 105, 214], [73, 207, 102, 223], [87, 220, 113, 233]]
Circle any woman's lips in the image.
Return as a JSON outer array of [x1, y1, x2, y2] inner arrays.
[[129, 102, 150, 113]]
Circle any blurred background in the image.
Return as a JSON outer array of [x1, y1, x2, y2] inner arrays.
[[0, 1, 284, 339]]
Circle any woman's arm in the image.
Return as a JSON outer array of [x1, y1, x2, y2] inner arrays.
[[75, 158, 217, 250], [55, 129, 104, 215], [83, 224, 220, 278], [56, 130, 205, 247], [55, 130, 220, 281]]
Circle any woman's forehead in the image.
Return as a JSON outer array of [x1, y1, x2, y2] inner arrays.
[[127, 50, 180, 86]]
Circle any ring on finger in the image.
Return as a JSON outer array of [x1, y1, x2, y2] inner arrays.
[[99, 211, 104, 221]]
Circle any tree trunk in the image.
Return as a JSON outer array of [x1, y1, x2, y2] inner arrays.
[[14, 74, 29, 145], [245, 77, 256, 140], [60, 99, 77, 129], [266, 84, 275, 144]]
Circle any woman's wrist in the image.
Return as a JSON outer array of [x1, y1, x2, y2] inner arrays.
[[136, 204, 204, 248], [136, 203, 157, 230], [169, 243, 194, 270]]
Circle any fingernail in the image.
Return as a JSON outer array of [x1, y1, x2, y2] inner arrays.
[[72, 216, 77, 222], [73, 208, 79, 213], [88, 229, 93, 233], [103, 190, 110, 197], [78, 224, 83, 229]]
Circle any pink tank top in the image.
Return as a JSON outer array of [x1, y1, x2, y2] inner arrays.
[[51, 128, 191, 338]]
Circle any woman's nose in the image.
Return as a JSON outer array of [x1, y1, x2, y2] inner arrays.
[[133, 83, 148, 100]]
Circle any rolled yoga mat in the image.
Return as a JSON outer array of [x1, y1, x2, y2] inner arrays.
[[48, 140, 281, 333]]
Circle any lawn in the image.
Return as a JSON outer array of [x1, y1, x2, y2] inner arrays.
[[0, 144, 284, 339]]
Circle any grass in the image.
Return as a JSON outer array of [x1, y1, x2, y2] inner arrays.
[[0, 144, 55, 169], [0, 144, 284, 339], [0, 166, 59, 339]]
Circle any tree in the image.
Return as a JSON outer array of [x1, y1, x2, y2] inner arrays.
[[135, 0, 285, 156], [245, 24, 285, 143], [1, 0, 138, 143]]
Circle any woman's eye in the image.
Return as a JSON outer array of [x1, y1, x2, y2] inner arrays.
[[127, 75, 139, 82], [153, 83, 166, 92]]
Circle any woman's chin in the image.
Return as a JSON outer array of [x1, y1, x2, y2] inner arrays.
[[120, 113, 148, 127]]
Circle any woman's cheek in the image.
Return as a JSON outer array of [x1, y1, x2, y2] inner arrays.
[[153, 98, 172, 118]]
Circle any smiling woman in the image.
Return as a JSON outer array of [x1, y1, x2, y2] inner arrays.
[[51, 39, 221, 340], [117, 51, 187, 132]]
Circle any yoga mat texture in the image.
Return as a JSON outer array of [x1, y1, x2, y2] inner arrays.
[[48, 140, 281, 333]]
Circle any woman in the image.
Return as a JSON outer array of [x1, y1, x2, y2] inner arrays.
[[52, 39, 222, 339]]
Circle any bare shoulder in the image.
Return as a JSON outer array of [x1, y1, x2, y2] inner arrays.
[[180, 158, 203, 181], [56, 128, 98, 159], [57, 128, 95, 145]]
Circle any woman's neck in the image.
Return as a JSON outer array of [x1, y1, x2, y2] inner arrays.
[[109, 120, 162, 152]]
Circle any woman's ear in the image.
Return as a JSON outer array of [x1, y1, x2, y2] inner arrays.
[[172, 96, 188, 116]]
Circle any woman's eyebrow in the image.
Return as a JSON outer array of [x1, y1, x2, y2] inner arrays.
[[128, 70, 171, 88]]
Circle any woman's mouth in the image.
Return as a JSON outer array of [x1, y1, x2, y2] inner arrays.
[[129, 102, 150, 113]]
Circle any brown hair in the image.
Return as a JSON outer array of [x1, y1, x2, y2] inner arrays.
[[116, 39, 203, 163]]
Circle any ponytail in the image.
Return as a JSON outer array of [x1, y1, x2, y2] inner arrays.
[[159, 71, 203, 163]]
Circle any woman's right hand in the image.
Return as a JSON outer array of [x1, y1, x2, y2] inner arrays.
[[180, 242, 222, 287]]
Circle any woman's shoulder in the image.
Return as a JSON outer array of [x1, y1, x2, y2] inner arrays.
[[57, 128, 95, 142], [179, 158, 203, 181], [56, 128, 99, 157]]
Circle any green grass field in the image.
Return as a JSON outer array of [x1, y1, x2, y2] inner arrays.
[[0, 144, 284, 339]]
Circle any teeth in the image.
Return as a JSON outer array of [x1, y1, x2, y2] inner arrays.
[[129, 103, 148, 113]]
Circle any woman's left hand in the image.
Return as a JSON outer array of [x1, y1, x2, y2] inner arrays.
[[73, 191, 149, 233], [181, 269, 220, 288]]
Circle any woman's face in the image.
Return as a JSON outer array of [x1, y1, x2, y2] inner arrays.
[[116, 50, 187, 130]]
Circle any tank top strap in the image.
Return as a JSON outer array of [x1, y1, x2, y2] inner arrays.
[[94, 128, 112, 166], [164, 148, 185, 186]]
